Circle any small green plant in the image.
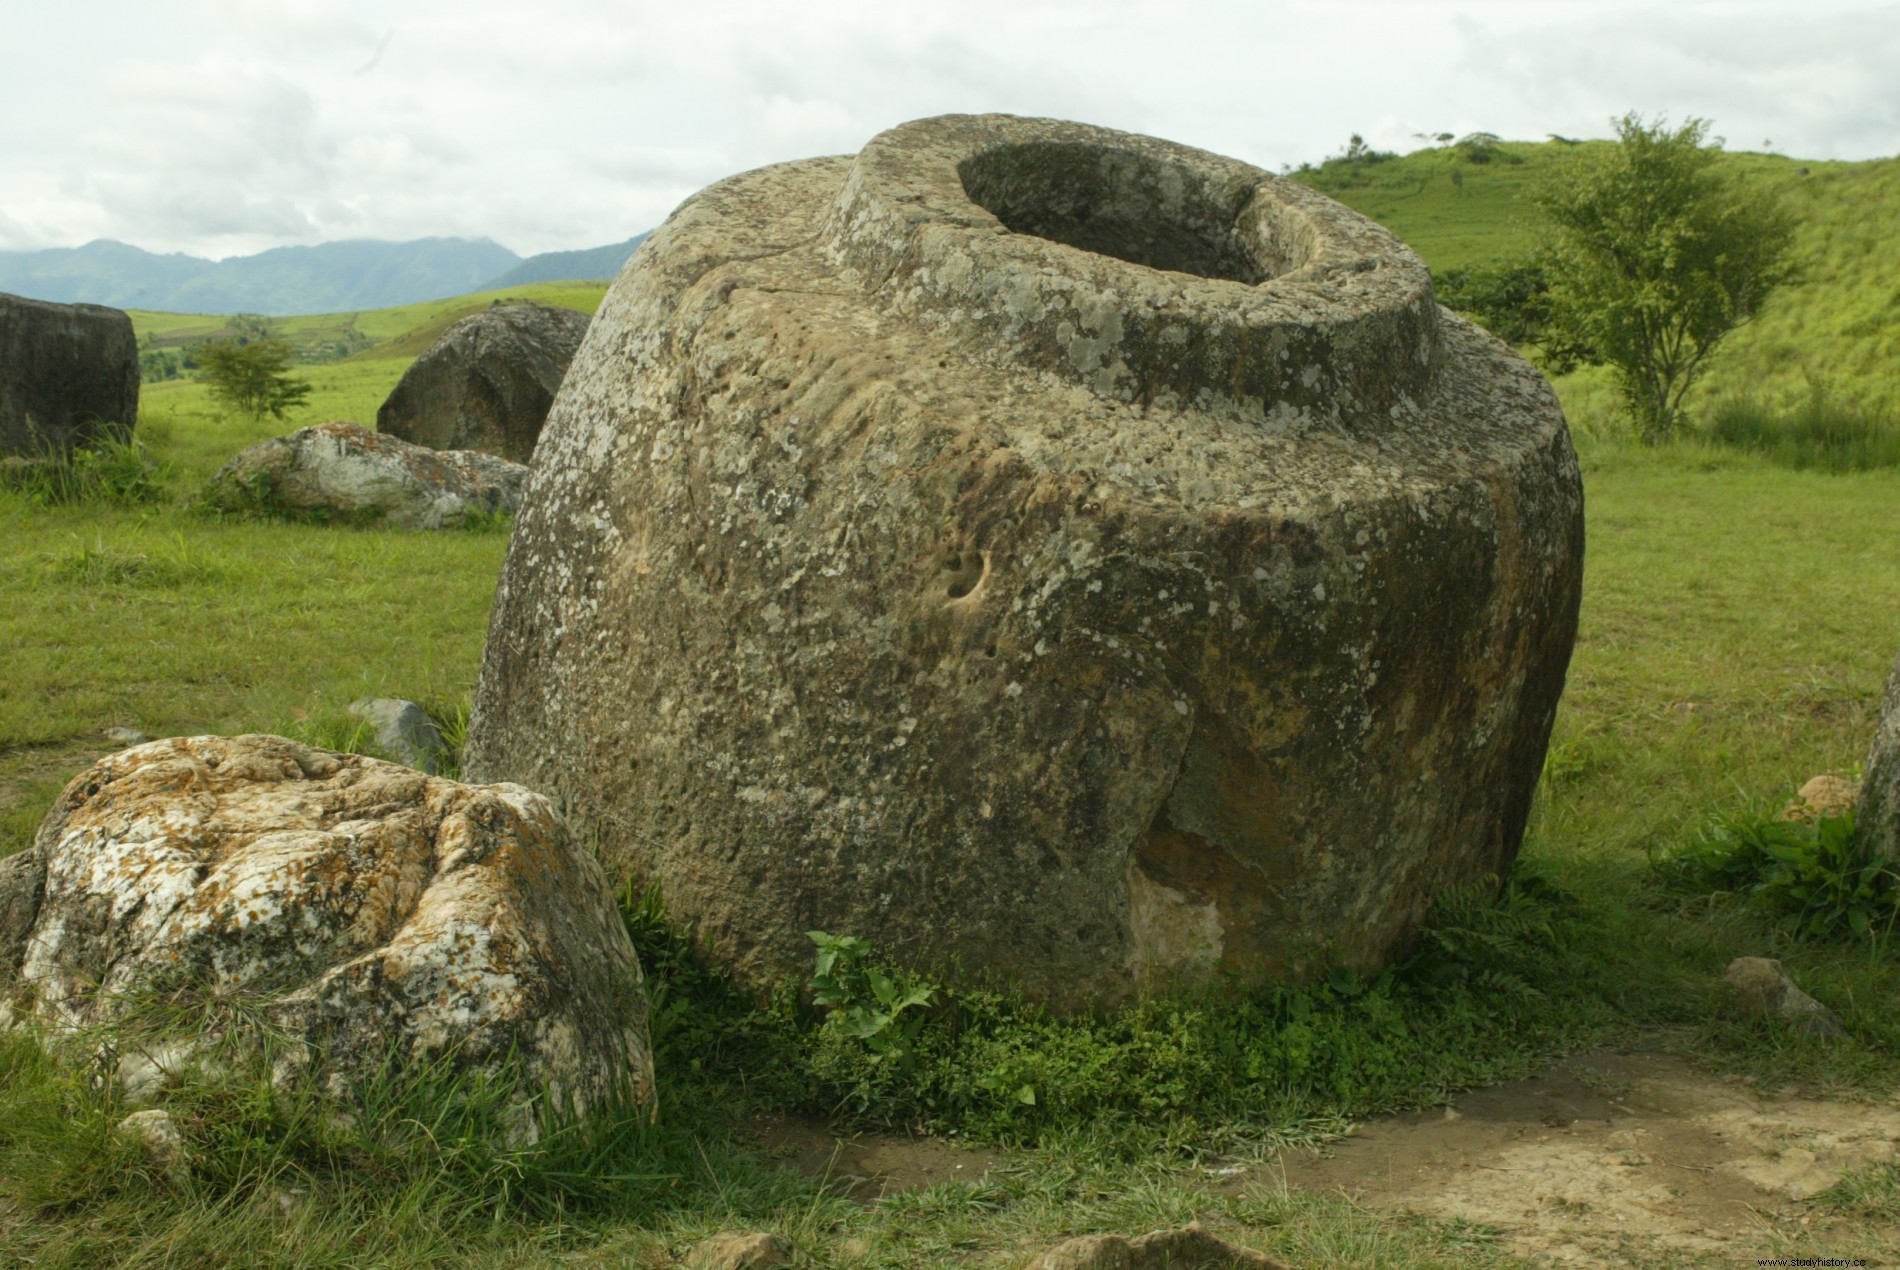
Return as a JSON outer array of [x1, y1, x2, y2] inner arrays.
[[454, 506, 514, 533], [808, 931, 937, 1069], [1654, 808, 1898, 942], [1395, 867, 1579, 999]]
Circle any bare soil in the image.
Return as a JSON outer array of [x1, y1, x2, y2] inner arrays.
[[752, 1048, 1900, 1266], [749, 1116, 1009, 1201], [1267, 1047, 1900, 1264]]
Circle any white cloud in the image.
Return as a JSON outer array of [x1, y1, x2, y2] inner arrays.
[[0, 0, 1892, 258]]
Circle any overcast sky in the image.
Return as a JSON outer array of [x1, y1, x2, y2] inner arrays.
[[4, 0, 1896, 260]]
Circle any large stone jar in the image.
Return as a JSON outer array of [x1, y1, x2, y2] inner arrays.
[[0, 292, 140, 458], [467, 115, 1585, 1011]]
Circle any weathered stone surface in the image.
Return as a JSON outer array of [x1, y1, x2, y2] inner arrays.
[[684, 1231, 792, 1270], [1725, 956, 1845, 1039], [466, 114, 1584, 1009], [0, 291, 140, 458], [377, 302, 591, 463], [1859, 652, 1900, 863], [0, 735, 653, 1135], [1028, 1223, 1291, 1269], [204, 420, 525, 528], [349, 697, 447, 773]]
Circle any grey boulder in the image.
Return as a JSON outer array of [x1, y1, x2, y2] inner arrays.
[[349, 697, 448, 773], [1858, 651, 1900, 863], [1725, 956, 1846, 1039]]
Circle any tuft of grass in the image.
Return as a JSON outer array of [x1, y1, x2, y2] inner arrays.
[[1816, 1161, 1900, 1221], [47, 533, 220, 589], [3, 435, 175, 508], [1706, 385, 1900, 472]]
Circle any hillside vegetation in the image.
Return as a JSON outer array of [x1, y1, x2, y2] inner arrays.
[[1294, 141, 1900, 420]]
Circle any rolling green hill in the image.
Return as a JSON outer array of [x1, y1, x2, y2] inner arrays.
[[1293, 141, 1900, 420]]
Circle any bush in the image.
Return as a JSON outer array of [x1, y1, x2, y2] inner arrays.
[[626, 865, 1599, 1153], [1533, 113, 1797, 442], [198, 339, 312, 421], [1435, 258, 1552, 345]]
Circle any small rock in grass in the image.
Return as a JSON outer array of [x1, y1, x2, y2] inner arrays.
[[348, 697, 447, 773], [101, 726, 152, 747], [685, 1231, 792, 1270], [1028, 1222, 1293, 1270], [116, 1108, 190, 1186], [1725, 956, 1847, 1038], [1777, 774, 1860, 823]]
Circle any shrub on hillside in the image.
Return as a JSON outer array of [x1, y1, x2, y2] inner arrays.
[[1435, 258, 1552, 345], [198, 339, 312, 421]]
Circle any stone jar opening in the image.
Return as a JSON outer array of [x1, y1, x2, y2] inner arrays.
[[956, 141, 1288, 284]]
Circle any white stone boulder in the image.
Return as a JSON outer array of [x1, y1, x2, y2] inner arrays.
[[203, 420, 526, 528], [0, 734, 653, 1138]]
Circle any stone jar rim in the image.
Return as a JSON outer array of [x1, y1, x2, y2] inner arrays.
[[820, 113, 1441, 429]]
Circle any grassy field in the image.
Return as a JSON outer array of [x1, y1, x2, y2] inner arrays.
[[1, 183, 1898, 1265]]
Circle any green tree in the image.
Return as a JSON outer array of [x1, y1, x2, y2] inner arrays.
[[1533, 113, 1796, 442], [197, 339, 312, 421]]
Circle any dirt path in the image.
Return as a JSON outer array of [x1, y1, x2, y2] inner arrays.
[[1268, 1048, 1900, 1264], [753, 1050, 1899, 1265]]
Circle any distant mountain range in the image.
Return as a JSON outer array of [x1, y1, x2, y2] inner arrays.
[[477, 236, 648, 291], [0, 234, 651, 316]]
